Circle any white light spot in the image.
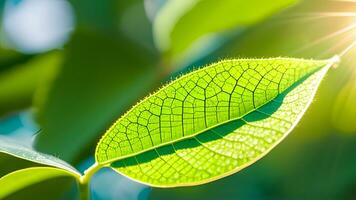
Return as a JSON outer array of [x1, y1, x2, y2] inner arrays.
[[2, 0, 75, 53]]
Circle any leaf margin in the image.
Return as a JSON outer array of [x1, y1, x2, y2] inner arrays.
[[95, 56, 339, 187]]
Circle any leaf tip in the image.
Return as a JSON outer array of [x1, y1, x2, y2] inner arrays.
[[329, 55, 341, 69]]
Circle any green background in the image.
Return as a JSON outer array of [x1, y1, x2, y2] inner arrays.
[[0, 0, 356, 199]]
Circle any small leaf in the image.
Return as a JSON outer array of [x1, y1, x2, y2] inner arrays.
[[153, 0, 297, 63], [0, 135, 80, 176], [0, 167, 78, 199], [95, 56, 338, 187]]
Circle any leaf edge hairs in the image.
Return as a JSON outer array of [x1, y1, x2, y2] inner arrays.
[[93, 56, 339, 187]]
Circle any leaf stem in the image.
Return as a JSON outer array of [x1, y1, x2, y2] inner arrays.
[[78, 163, 101, 200], [79, 180, 90, 200]]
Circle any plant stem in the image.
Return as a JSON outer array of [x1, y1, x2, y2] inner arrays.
[[79, 180, 90, 200], [79, 163, 101, 200]]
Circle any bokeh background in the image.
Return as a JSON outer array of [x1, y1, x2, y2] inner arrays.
[[1, 0, 356, 199]]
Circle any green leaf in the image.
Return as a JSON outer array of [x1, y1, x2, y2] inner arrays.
[[149, 134, 356, 199], [0, 135, 80, 176], [0, 137, 80, 199], [0, 153, 43, 177], [69, 0, 152, 43], [0, 167, 78, 200], [0, 52, 61, 117], [0, 49, 32, 72], [197, 0, 353, 139], [153, 0, 297, 63], [95, 56, 338, 187], [34, 30, 159, 164]]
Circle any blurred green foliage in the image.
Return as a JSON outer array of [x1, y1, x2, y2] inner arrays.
[[0, 0, 356, 199], [153, 0, 297, 65], [34, 30, 159, 163], [0, 136, 79, 200], [0, 167, 77, 200], [4, 176, 77, 200], [332, 58, 356, 133], [0, 153, 41, 177], [0, 53, 60, 116]]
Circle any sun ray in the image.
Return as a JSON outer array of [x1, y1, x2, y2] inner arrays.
[[318, 32, 355, 57], [271, 15, 334, 24], [270, 11, 356, 25], [331, 0, 356, 2], [291, 23, 356, 55], [290, 12, 356, 17], [339, 39, 356, 57]]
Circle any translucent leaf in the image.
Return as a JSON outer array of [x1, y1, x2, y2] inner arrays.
[[0, 167, 78, 199], [153, 0, 297, 63], [95, 57, 338, 187], [0, 135, 80, 176]]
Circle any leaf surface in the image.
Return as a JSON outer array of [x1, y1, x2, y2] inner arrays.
[[153, 0, 297, 62], [0, 167, 78, 199], [95, 57, 337, 187], [0, 136, 80, 176]]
